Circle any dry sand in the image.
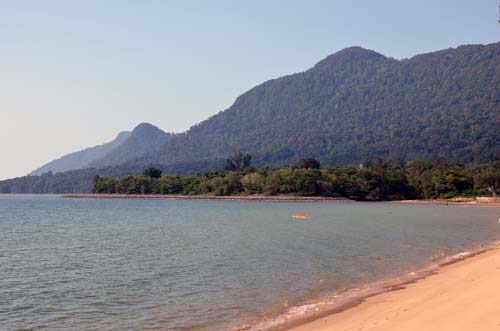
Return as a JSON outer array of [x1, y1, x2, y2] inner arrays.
[[288, 246, 500, 331]]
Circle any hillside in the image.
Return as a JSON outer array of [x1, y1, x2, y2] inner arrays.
[[118, 43, 499, 171], [2, 42, 499, 193], [29, 131, 130, 176], [195, 44, 496, 165], [88, 123, 174, 168]]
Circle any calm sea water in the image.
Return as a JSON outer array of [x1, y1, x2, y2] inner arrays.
[[1, 195, 499, 331]]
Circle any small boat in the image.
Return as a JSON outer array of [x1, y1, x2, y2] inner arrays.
[[292, 213, 309, 219]]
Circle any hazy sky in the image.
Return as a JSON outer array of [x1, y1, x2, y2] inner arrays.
[[1, 0, 499, 180]]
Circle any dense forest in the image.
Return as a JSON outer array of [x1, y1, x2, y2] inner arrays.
[[2, 42, 499, 193], [90, 42, 500, 171], [92, 159, 500, 201], [0, 166, 142, 194]]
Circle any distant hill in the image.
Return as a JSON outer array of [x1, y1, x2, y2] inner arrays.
[[88, 123, 174, 168], [2, 42, 499, 193], [29, 131, 130, 176]]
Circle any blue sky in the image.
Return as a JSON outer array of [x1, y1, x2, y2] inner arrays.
[[1, 0, 499, 179]]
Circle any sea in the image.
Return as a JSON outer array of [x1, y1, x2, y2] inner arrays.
[[1, 194, 499, 331]]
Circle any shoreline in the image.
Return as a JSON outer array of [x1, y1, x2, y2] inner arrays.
[[394, 198, 500, 208], [62, 193, 350, 202], [63, 194, 500, 206], [243, 241, 500, 331], [56, 193, 500, 330]]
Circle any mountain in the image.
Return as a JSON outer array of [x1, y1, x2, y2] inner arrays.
[[2, 42, 500, 193], [88, 123, 174, 168], [130, 42, 500, 170], [29, 131, 130, 176]]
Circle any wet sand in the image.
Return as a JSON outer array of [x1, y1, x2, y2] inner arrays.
[[287, 245, 500, 331]]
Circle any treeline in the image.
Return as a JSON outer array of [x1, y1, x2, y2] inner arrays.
[[93, 159, 500, 201], [0, 166, 145, 194]]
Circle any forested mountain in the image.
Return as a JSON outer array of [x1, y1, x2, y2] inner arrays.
[[88, 123, 174, 168], [121, 42, 500, 171], [29, 131, 130, 176], [2, 42, 500, 193]]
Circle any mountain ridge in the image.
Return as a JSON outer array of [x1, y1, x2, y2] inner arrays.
[[88, 122, 173, 168], [127, 42, 499, 169], [3, 41, 499, 193], [29, 131, 131, 176]]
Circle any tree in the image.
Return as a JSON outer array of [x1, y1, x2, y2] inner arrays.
[[474, 163, 500, 197], [297, 158, 321, 169], [224, 151, 252, 170], [241, 173, 264, 194], [92, 175, 101, 193], [143, 167, 162, 178]]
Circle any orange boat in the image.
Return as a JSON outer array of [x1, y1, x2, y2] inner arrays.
[[292, 213, 309, 219]]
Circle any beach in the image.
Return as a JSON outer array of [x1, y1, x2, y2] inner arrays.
[[287, 244, 500, 331]]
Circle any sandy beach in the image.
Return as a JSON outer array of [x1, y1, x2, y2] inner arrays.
[[288, 245, 500, 331]]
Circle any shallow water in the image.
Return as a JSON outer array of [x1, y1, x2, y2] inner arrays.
[[0, 195, 499, 331]]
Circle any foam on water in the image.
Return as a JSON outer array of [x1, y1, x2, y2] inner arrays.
[[233, 241, 500, 331]]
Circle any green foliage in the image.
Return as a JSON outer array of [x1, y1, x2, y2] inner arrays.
[[297, 158, 321, 169], [4, 43, 500, 193], [122, 43, 500, 172], [89, 161, 500, 201], [79, 43, 500, 175], [143, 167, 162, 178], [465, 162, 500, 197], [224, 151, 252, 171], [0, 166, 146, 194]]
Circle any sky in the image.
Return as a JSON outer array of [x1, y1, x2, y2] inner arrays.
[[1, 0, 499, 180]]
